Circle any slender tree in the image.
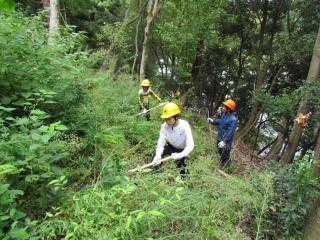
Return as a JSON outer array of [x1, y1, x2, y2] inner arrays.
[[313, 113, 320, 175], [281, 26, 320, 164], [48, 0, 59, 46], [139, 0, 163, 80], [236, 0, 285, 141]]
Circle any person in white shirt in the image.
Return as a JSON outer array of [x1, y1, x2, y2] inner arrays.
[[152, 102, 194, 175]]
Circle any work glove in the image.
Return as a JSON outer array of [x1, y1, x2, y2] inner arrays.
[[143, 108, 148, 114], [171, 152, 184, 160], [207, 118, 214, 123], [152, 155, 161, 166], [218, 141, 226, 149]]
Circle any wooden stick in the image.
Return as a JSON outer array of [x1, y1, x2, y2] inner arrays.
[[207, 108, 214, 142], [128, 156, 172, 173], [136, 102, 168, 116], [216, 169, 229, 178]]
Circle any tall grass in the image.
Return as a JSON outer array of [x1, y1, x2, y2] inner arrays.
[[33, 73, 274, 239]]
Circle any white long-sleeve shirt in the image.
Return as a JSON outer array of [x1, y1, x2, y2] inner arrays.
[[155, 119, 194, 159]]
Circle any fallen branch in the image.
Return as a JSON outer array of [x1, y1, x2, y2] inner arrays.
[[216, 169, 229, 178], [129, 156, 172, 173]]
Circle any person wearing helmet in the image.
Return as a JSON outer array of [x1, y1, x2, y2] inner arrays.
[[207, 99, 238, 167], [138, 79, 162, 121], [152, 102, 194, 175]]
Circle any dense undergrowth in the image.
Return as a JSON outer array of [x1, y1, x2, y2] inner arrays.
[[0, 12, 319, 240]]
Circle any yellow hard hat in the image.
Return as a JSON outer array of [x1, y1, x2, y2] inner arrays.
[[222, 99, 236, 110], [141, 79, 151, 87], [161, 102, 181, 119]]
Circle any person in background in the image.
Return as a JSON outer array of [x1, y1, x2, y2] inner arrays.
[[207, 99, 237, 168], [138, 79, 162, 121], [152, 102, 194, 175]]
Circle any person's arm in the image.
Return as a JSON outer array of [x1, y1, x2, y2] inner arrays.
[[178, 123, 194, 158], [150, 89, 162, 102], [208, 117, 221, 126], [154, 126, 166, 159]]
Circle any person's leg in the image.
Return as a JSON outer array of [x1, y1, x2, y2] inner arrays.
[[175, 157, 189, 176], [166, 144, 189, 176], [220, 143, 231, 168], [217, 143, 223, 165], [145, 104, 150, 121], [152, 144, 189, 175], [151, 144, 173, 170]]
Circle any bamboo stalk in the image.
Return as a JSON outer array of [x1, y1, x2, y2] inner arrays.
[[128, 156, 172, 173]]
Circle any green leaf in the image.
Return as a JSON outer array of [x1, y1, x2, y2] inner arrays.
[[38, 125, 49, 132], [8, 228, 29, 240], [29, 144, 40, 151], [0, 96, 12, 104], [159, 198, 174, 206], [31, 109, 46, 115], [0, 0, 16, 13], [0, 215, 10, 221], [21, 93, 32, 99], [41, 134, 52, 143], [8, 189, 24, 197], [148, 210, 165, 217], [0, 164, 18, 175], [46, 212, 53, 217], [15, 117, 29, 126], [9, 208, 16, 217], [41, 172, 53, 178], [25, 175, 40, 183], [136, 211, 145, 220], [55, 124, 68, 131], [65, 232, 74, 240], [0, 106, 16, 112], [125, 215, 132, 229], [31, 132, 41, 140], [0, 184, 9, 194], [0, 194, 12, 204], [48, 179, 59, 186], [5, 117, 15, 121], [13, 100, 32, 106], [12, 209, 26, 220]]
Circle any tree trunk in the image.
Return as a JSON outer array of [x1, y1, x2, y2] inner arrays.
[[281, 26, 320, 164], [299, 145, 309, 160], [257, 137, 278, 156], [265, 119, 288, 160], [236, 105, 260, 140], [131, 15, 141, 80], [236, 0, 268, 140], [191, 38, 205, 101], [233, 0, 245, 97], [302, 120, 320, 240], [237, 0, 282, 141], [303, 200, 320, 240], [313, 125, 320, 176], [266, 132, 286, 161], [139, 0, 162, 80], [48, 0, 59, 46]]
